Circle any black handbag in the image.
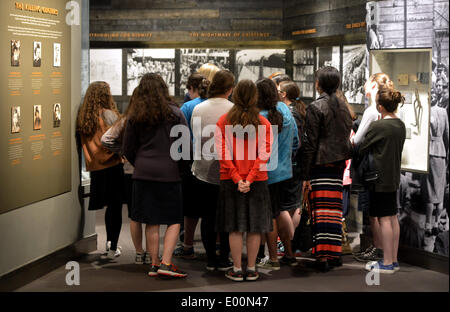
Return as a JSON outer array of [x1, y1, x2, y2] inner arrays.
[[292, 187, 314, 252], [350, 145, 379, 192]]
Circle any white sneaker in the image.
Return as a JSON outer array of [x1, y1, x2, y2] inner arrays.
[[106, 246, 122, 259], [105, 241, 111, 252]]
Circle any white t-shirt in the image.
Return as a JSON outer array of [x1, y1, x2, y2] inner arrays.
[[352, 105, 380, 145]]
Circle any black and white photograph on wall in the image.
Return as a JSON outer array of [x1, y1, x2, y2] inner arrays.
[[33, 105, 41, 131], [293, 65, 314, 81], [342, 45, 367, 104], [293, 49, 314, 65], [316, 46, 340, 70], [33, 41, 41, 67], [11, 106, 20, 134], [127, 49, 175, 96], [53, 103, 61, 128], [53, 43, 61, 67], [296, 82, 314, 98], [11, 40, 20, 66], [235, 49, 285, 82], [366, 2, 382, 50], [179, 48, 229, 96], [90, 49, 123, 96]]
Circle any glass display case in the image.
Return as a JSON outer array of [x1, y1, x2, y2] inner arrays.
[[370, 49, 432, 173]]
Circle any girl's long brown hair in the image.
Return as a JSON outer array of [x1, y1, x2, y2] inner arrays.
[[76, 81, 119, 138], [126, 73, 176, 126], [227, 79, 260, 130], [279, 81, 306, 119]]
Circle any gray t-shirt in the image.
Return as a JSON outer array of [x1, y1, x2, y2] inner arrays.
[[190, 97, 234, 185]]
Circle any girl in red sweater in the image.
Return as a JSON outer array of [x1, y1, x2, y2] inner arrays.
[[215, 79, 273, 282]]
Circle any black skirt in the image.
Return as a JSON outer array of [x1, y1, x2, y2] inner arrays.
[[131, 179, 183, 225], [216, 180, 273, 233], [278, 172, 302, 211], [88, 163, 124, 211]]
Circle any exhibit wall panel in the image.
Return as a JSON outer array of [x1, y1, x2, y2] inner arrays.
[[0, 0, 95, 277], [0, 0, 71, 214]]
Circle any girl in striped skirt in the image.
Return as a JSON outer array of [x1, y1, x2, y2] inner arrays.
[[301, 66, 353, 272]]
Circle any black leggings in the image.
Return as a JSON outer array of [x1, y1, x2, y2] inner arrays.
[[201, 211, 230, 264], [105, 202, 123, 251]]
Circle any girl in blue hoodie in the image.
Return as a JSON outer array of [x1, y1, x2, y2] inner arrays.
[[255, 78, 299, 270]]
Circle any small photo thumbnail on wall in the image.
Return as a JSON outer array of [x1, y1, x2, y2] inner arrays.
[[53, 103, 61, 128], [33, 41, 42, 67], [33, 105, 42, 130], [11, 40, 21, 66], [11, 106, 21, 133], [53, 43, 61, 67]]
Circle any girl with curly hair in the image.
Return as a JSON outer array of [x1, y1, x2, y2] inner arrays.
[[76, 81, 124, 259]]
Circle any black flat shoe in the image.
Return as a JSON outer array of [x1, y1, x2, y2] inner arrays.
[[305, 260, 331, 272], [328, 257, 343, 267]]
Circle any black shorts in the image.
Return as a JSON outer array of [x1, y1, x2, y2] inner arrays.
[[278, 175, 302, 212], [369, 191, 398, 218]]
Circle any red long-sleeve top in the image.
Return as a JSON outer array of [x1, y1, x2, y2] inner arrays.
[[215, 113, 273, 184]]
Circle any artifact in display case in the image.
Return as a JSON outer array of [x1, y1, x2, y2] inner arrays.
[[370, 49, 432, 173]]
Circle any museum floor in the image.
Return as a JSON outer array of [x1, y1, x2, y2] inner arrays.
[[15, 208, 449, 292]]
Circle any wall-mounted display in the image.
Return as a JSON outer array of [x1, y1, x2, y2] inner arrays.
[[33, 41, 41, 67], [53, 103, 61, 128], [53, 43, 61, 67], [296, 82, 315, 98], [11, 40, 20, 66], [293, 49, 314, 65], [370, 49, 432, 173], [11, 106, 20, 133], [127, 49, 175, 96], [293, 65, 314, 81], [235, 49, 285, 81], [179, 48, 229, 96], [342, 45, 367, 104], [316, 46, 340, 70], [1, 0, 71, 214], [90, 49, 122, 96]]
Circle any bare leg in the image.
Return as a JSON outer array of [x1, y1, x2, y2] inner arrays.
[[162, 224, 180, 265], [290, 208, 301, 229], [246, 233, 261, 268], [266, 219, 279, 262], [370, 217, 382, 249], [391, 215, 400, 263], [276, 212, 295, 258], [379, 217, 394, 265], [229, 232, 243, 269], [146, 224, 160, 266], [183, 217, 199, 247], [130, 221, 144, 253]]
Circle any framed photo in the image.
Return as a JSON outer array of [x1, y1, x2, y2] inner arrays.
[[296, 82, 315, 98], [53, 43, 61, 67], [11, 40, 20, 66], [235, 49, 286, 82], [342, 45, 367, 104], [33, 41, 41, 67], [293, 65, 314, 81], [33, 105, 42, 130], [90, 49, 123, 96], [11, 106, 20, 133], [293, 49, 314, 65], [53, 103, 61, 128]]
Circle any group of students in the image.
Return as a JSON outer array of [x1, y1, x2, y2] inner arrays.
[[76, 62, 406, 282]]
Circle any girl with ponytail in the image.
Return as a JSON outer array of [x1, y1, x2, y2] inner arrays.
[[301, 66, 353, 272], [359, 86, 406, 274], [255, 78, 300, 270], [215, 79, 273, 282], [276, 81, 306, 264]]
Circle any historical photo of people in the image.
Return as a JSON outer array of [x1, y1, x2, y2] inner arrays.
[[53, 43, 61, 67], [33, 41, 41, 67], [236, 49, 286, 82], [296, 82, 314, 98], [11, 106, 20, 134], [53, 103, 61, 128], [179, 48, 229, 96], [11, 40, 20, 66], [33, 105, 42, 130], [342, 45, 367, 104], [127, 49, 175, 96], [293, 49, 314, 65], [293, 65, 314, 81], [316, 46, 340, 70]]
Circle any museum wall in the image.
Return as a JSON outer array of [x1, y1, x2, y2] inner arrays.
[[0, 0, 96, 277]]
